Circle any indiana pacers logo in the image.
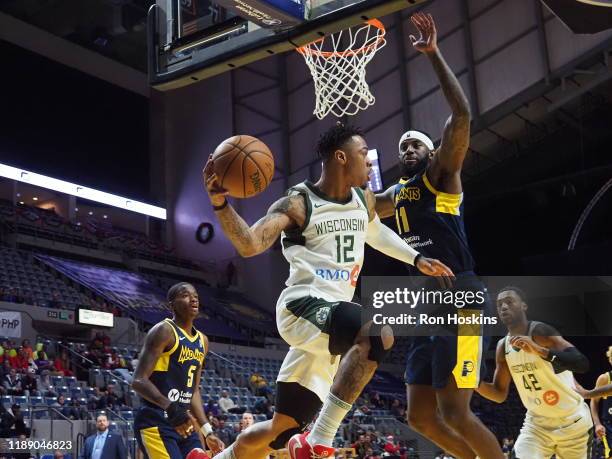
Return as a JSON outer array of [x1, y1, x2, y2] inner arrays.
[[168, 389, 180, 402], [462, 360, 474, 377]]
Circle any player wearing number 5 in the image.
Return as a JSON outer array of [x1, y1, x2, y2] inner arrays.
[[80, 414, 127, 459], [132, 283, 224, 458], [477, 286, 593, 459]]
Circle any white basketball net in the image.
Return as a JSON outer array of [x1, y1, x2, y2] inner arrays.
[[297, 19, 387, 119]]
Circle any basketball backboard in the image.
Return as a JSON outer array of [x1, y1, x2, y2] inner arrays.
[[148, 0, 424, 91]]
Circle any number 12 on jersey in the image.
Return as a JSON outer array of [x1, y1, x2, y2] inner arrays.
[[335, 235, 355, 262]]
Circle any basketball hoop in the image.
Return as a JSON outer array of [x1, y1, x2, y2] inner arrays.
[[297, 19, 387, 119]]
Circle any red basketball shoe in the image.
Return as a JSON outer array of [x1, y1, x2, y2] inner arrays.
[[186, 448, 211, 459], [288, 433, 335, 459]]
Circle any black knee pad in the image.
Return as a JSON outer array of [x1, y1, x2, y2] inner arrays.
[[268, 427, 302, 450], [368, 323, 393, 363], [272, 382, 322, 449], [328, 301, 363, 356]]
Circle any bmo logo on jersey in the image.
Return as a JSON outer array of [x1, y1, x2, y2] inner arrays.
[[315, 265, 361, 287]]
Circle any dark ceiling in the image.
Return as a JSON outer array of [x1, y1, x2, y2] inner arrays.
[[0, 0, 156, 72]]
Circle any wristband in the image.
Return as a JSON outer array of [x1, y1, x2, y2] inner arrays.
[[200, 422, 213, 437], [213, 199, 228, 211]]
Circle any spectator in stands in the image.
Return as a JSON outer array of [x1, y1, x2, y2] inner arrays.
[[218, 390, 244, 415], [369, 391, 384, 409], [107, 350, 121, 370], [54, 452, 65, 459], [51, 394, 69, 418], [390, 398, 405, 421], [10, 348, 30, 372], [53, 351, 74, 377], [434, 451, 453, 459], [38, 369, 56, 397], [239, 412, 254, 433], [65, 398, 89, 420], [34, 344, 51, 371], [21, 340, 33, 361], [383, 435, 400, 456], [3, 368, 23, 395], [248, 372, 268, 396], [22, 368, 38, 396], [81, 413, 127, 459], [215, 417, 236, 446]]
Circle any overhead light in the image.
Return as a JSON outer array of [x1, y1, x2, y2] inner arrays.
[[32, 197, 38, 201], [76, 222, 81, 226], [18, 201, 24, 205], [103, 215, 108, 219], [16, 193, 20, 197], [75, 208, 79, 212], [88, 211, 93, 216], [0, 163, 166, 219]]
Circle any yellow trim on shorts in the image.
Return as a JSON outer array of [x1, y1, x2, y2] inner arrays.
[[422, 174, 463, 216], [140, 426, 171, 459], [153, 321, 180, 372], [452, 309, 483, 389]]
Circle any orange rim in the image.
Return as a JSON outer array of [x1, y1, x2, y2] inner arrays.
[[297, 19, 386, 58]]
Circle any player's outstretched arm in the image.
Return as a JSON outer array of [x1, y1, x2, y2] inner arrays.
[[364, 189, 455, 285], [410, 13, 471, 183], [476, 339, 512, 403], [511, 323, 590, 374], [374, 185, 396, 219], [203, 156, 304, 257]]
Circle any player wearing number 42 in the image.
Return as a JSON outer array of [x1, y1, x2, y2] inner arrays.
[[132, 283, 224, 459], [476, 286, 592, 459]]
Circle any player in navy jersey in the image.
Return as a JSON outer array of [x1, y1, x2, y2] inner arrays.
[[132, 282, 224, 458], [375, 13, 503, 459], [575, 346, 612, 458]]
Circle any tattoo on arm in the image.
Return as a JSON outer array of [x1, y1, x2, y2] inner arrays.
[[215, 195, 304, 257]]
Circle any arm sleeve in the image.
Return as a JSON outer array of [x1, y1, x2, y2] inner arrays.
[[546, 347, 590, 374], [366, 215, 420, 266]]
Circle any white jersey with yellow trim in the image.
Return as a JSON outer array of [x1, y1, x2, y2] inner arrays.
[[277, 181, 369, 306], [504, 321, 583, 418]]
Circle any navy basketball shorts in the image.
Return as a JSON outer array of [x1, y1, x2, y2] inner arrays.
[[135, 405, 203, 459], [404, 274, 491, 389]]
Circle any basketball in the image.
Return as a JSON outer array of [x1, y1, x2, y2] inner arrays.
[[212, 135, 274, 198]]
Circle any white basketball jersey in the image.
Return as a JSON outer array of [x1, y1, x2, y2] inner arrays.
[[504, 322, 583, 418], [277, 181, 369, 306]]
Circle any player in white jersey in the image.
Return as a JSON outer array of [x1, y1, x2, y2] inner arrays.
[[476, 286, 593, 459], [204, 123, 454, 459]]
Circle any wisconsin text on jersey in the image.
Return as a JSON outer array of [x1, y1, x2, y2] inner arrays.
[[314, 218, 366, 235]]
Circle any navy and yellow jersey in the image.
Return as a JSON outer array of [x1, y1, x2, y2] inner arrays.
[[394, 172, 474, 275], [601, 371, 612, 425], [142, 318, 207, 409]]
